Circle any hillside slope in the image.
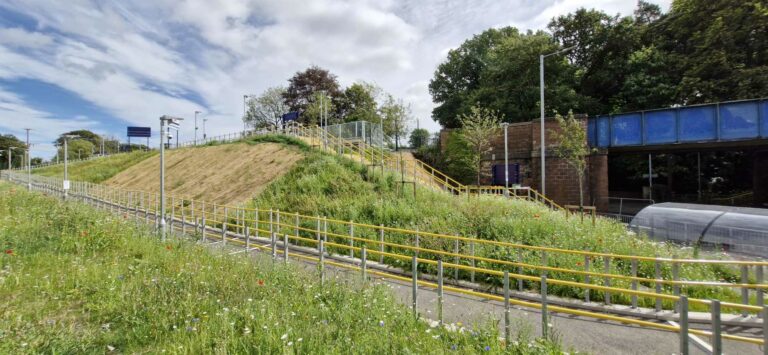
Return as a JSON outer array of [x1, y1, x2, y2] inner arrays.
[[33, 150, 156, 183], [106, 142, 303, 204]]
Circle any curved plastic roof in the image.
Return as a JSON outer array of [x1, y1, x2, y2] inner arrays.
[[629, 203, 768, 258]]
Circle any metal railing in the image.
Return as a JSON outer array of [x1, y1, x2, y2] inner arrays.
[[4, 170, 767, 352]]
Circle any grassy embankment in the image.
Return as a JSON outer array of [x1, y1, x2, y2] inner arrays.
[[247, 135, 742, 310], [0, 182, 564, 353], [33, 150, 156, 183]]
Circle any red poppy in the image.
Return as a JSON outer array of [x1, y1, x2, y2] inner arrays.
[[258, 280, 265, 286], [165, 245, 172, 251], [4, 249, 12, 255]]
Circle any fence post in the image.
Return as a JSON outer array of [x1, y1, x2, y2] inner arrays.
[[758, 266, 764, 318], [283, 234, 289, 264], [504, 271, 511, 347], [379, 225, 385, 264], [763, 306, 768, 355], [741, 265, 749, 317], [541, 251, 548, 277], [201, 217, 206, 242], [604, 257, 611, 306], [454, 238, 460, 281], [245, 226, 251, 251], [631, 259, 638, 309], [673, 259, 680, 313], [319, 240, 325, 286], [655, 257, 662, 312], [437, 259, 444, 326], [349, 221, 354, 258], [316, 216, 321, 246], [711, 300, 721, 355], [412, 254, 418, 318], [470, 237, 475, 283], [584, 255, 591, 303], [295, 212, 299, 239], [517, 249, 524, 291], [221, 222, 227, 246], [361, 246, 367, 283], [541, 275, 549, 339], [679, 296, 689, 355], [181, 199, 186, 235]]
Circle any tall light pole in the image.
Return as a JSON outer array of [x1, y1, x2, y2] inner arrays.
[[539, 45, 576, 196], [62, 134, 78, 199], [243, 94, 249, 132], [159, 115, 183, 241], [503, 122, 509, 192], [24, 128, 31, 190], [6, 146, 21, 173], [194, 110, 201, 146]]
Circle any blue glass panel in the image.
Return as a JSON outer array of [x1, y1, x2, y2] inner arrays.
[[644, 110, 677, 144], [720, 101, 759, 140], [597, 116, 610, 147], [611, 113, 642, 146], [679, 106, 716, 142], [587, 118, 596, 146], [761, 100, 768, 138]]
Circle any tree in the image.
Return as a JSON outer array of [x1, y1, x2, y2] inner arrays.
[[408, 128, 430, 149], [379, 94, 411, 150], [282, 66, 342, 124], [338, 82, 380, 123], [0, 134, 25, 169], [458, 106, 502, 185], [54, 130, 118, 154], [244, 86, 290, 129], [57, 139, 95, 161], [302, 91, 336, 126], [549, 111, 591, 207]]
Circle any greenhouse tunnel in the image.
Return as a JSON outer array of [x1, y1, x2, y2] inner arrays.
[[630, 202, 768, 258]]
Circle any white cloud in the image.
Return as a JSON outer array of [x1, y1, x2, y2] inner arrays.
[[0, 27, 53, 48], [0, 0, 671, 158]]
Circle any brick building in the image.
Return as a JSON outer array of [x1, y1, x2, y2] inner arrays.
[[440, 118, 608, 210]]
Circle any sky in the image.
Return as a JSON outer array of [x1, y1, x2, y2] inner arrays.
[[0, 0, 669, 159]]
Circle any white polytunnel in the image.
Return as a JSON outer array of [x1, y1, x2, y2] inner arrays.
[[629, 202, 768, 258]]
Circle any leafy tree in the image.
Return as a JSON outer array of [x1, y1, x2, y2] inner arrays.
[[338, 82, 380, 123], [0, 134, 26, 169], [379, 94, 411, 151], [54, 130, 118, 154], [408, 128, 430, 149], [57, 139, 95, 161], [440, 132, 476, 185], [245, 87, 290, 129], [458, 106, 502, 185], [549, 111, 591, 206], [302, 91, 336, 126], [282, 66, 342, 124]]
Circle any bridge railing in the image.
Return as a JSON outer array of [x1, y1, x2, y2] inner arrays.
[[4, 169, 767, 350]]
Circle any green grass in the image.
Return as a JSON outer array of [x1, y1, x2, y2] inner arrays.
[[33, 150, 156, 183], [0, 182, 563, 354], [249, 140, 742, 310]]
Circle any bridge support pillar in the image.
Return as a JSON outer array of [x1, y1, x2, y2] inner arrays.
[[754, 150, 768, 207], [589, 150, 609, 211]]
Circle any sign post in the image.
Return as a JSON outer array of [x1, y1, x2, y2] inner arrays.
[[127, 127, 152, 152]]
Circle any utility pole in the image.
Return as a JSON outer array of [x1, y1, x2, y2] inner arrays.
[[503, 122, 509, 192], [159, 115, 183, 241], [62, 134, 78, 199], [24, 128, 31, 190]]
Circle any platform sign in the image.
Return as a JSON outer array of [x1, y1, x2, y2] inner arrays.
[[282, 111, 300, 122], [127, 126, 151, 138]]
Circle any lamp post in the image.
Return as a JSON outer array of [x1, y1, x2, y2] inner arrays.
[[159, 115, 183, 241], [503, 122, 509, 193], [243, 95, 249, 132], [194, 111, 201, 146], [5, 146, 21, 174], [539, 45, 576, 197], [62, 134, 79, 199]]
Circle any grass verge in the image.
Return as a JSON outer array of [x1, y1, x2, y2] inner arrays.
[[0, 182, 562, 354], [33, 150, 156, 183]]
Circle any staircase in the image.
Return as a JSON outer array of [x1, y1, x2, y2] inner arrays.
[[287, 123, 563, 211]]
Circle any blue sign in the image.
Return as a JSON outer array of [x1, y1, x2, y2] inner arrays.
[[127, 126, 151, 138], [282, 111, 300, 122]]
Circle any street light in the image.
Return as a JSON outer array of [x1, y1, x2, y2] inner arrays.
[[159, 115, 184, 241], [539, 45, 576, 197], [243, 94, 249, 132], [62, 134, 79, 199], [5, 146, 22, 174], [194, 111, 201, 146], [24, 128, 31, 190], [502, 122, 509, 193]]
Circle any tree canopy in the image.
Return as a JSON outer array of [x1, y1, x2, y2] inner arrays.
[[282, 66, 342, 124], [0, 134, 26, 169], [429, 0, 768, 127]]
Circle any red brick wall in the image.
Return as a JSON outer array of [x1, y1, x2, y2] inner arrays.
[[437, 117, 609, 210]]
